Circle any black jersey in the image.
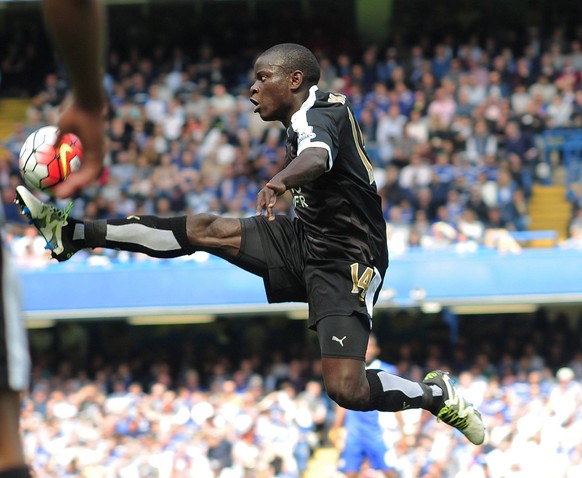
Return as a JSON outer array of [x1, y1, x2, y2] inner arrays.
[[286, 86, 388, 273]]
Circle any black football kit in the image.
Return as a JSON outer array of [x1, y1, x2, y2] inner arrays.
[[236, 86, 388, 359]]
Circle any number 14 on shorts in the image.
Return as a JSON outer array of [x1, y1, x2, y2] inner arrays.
[[350, 263, 374, 302]]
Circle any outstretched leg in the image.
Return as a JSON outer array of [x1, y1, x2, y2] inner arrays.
[[79, 213, 242, 259], [15, 186, 242, 262]]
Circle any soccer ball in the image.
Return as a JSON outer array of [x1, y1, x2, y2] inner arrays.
[[18, 125, 83, 192]]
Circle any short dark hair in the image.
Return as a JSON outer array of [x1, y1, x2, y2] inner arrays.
[[261, 43, 320, 86]]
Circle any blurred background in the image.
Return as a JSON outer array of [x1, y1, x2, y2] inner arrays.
[[1, 0, 582, 477]]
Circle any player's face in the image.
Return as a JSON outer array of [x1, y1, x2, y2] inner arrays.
[[250, 54, 294, 125]]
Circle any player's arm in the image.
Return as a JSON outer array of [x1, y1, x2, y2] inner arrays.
[[256, 146, 328, 220], [41, 0, 107, 198], [42, 0, 106, 110]]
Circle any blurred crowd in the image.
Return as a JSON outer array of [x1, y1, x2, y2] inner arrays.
[[2, 26, 582, 264], [1, 13, 582, 478], [20, 311, 582, 477]]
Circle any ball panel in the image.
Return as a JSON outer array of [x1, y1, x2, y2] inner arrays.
[[18, 126, 83, 192]]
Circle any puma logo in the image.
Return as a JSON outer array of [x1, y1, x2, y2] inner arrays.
[[332, 335, 347, 347]]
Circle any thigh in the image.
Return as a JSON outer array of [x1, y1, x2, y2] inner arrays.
[[233, 216, 307, 303], [305, 259, 383, 330], [316, 313, 370, 361]]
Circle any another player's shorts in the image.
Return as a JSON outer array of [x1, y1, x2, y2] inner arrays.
[[338, 434, 394, 473], [0, 244, 30, 391], [236, 216, 384, 360]]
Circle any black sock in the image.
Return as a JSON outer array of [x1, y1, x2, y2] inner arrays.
[[0, 466, 33, 478], [81, 216, 196, 258], [365, 369, 441, 412]]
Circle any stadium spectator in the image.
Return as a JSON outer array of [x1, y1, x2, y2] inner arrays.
[[457, 208, 486, 244], [529, 73, 558, 105], [427, 86, 457, 129], [500, 121, 538, 199], [376, 103, 408, 165], [403, 108, 430, 146], [386, 205, 412, 256], [465, 118, 498, 165], [398, 152, 433, 195]]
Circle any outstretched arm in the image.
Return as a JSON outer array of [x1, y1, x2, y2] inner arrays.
[[256, 146, 328, 220], [41, 0, 107, 198]]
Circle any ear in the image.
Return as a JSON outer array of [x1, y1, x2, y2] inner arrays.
[[288, 70, 304, 91]]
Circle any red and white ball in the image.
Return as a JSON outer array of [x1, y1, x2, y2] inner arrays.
[[18, 126, 83, 192]]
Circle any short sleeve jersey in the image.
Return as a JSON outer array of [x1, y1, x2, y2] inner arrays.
[[286, 86, 388, 274]]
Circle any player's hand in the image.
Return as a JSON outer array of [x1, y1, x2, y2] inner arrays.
[[256, 180, 286, 221], [52, 95, 106, 199]]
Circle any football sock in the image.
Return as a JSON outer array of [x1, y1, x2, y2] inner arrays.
[[365, 369, 443, 413], [0, 466, 33, 478], [79, 216, 196, 258]]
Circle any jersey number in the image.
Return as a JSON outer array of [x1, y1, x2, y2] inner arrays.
[[347, 107, 375, 184], [350, 263, 374, 302]]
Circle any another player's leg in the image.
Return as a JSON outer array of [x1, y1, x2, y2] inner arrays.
[[15, 185, 242, 262], [317, 314, 485, 445], [0, 392, 32, 478], [339, 429, 398, 478], [0, 247, 33, 478]]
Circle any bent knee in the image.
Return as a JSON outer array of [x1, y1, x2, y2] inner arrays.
[[325, 376, 370, 410], [327, 385, 369, 410]]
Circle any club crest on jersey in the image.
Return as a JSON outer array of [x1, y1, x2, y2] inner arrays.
[[297, 126, 316, 145]]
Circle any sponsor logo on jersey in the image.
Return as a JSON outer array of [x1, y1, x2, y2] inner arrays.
[[291, 187, 309, 208]]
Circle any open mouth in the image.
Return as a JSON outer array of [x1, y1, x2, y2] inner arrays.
[[250, 98, 260, 113]]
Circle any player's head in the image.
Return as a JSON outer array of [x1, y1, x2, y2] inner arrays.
[[250, 43, 320, 126], [261, 43, 321, 85]]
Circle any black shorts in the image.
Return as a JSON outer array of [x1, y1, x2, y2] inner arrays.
[[0, 244, 30, 391], [235, 216, 385, 334]]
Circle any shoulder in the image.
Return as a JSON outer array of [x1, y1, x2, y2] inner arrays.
[[309, 90, 353, 128], [290, 88, 352, 137], [314, 89, 350, 111]]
